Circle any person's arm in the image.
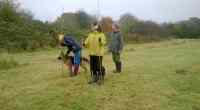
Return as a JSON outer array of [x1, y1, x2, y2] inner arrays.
[[118, 33, 124, 52], [83, 35, 90, 48], [108, 32, 113, 52]]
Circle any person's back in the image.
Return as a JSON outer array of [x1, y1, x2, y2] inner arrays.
[[58, 34, 82, 76], [63, 36, 81, 53]]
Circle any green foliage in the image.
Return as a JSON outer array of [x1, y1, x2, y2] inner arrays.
[[0, 0, 55, 52], [52, 10, 94, 41], [119, 13, 200, 42], [172, 17, 200, 38], [0, 0, 200, 52], [119, 13, 139, 34], [77, 10, 94, 29], [119, 14, 170, 42]]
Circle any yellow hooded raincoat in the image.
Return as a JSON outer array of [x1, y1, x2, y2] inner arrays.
[[84, 31, 106, 56]]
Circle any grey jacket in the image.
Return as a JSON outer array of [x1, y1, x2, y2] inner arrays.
[[109, 32, 124, 53]]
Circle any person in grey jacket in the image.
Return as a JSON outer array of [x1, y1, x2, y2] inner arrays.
[[109, 24, 124, 73]]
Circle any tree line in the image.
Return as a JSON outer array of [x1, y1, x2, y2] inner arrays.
[[0, 0, 200, 52], [119, 13, 200, 42]]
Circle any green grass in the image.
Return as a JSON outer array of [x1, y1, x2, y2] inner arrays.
[[0, 39, 200, 110], [0, 54, 20, 70]]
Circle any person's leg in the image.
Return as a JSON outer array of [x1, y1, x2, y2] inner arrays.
[[112, 52, 122, 73], [68, 61, 73, 77], [74, 50, 81, 76], [112, 52, 118, 72], [117, 53, 122, 73], [90, 56, 94, 78], [100, 56, 106, 78], [93, 56, 99, 83], [97, 56, 104, 83], [88, 56, 95, 84], [116, 53, 122, 73]]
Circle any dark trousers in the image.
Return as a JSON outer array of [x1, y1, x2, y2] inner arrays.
[[112, 52, 121, 63], [90, 56, 104, 81], [112, 52, 122, 72]]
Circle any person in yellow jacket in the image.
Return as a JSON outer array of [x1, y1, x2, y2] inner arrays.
[[84, 22, 106, 84]]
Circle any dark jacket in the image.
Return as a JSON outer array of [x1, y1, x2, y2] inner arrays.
[[62, 36, 81, 54], [109, 32, 123, 53]]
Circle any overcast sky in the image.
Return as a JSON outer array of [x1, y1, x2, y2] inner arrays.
[[19, 0, 200, 23]]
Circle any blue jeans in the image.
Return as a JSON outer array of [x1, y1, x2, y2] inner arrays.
[[74, 50, 81, 65]]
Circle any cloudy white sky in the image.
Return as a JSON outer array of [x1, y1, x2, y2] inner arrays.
[[19, 0, 200, 23]]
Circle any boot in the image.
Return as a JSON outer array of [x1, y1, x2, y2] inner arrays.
[[97, 71, 104, 85], [88, 75, 98, 84], [94, 73, 98, 83], [117, 62, 122, 73], [74, 65, 79, 76], [113, 62, 118, 73], [68, 63, 74, 77], [114, 62, 122, 73], [88, 72, 97, 84]]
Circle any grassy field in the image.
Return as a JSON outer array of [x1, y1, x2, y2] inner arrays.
[[0, 39, 200, 110]]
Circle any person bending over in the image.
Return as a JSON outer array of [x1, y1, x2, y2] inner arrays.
[[58, 34, 82, 76]]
